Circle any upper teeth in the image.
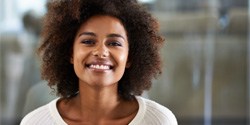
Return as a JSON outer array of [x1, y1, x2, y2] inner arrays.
[[90, 64, 110, 70]]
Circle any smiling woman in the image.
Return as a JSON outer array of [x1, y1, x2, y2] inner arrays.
[[71, 15, 129, 88], [20, 0, 178, 124]]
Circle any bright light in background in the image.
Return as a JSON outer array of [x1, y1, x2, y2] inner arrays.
[[17, 0, 46, 16], [138, 0, 156, 4], [0, 0, 46, 33]]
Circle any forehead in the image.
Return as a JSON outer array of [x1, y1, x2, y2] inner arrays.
[[77, 15, 127, 36]]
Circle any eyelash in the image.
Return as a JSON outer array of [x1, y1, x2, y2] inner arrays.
[[80, 40, 122, 47], [81, 40, 95, 45], [108, 41, 122, 46]]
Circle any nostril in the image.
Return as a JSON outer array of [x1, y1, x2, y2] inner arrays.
[[92, 48, 109, 58], [92, 45, 109, 58]]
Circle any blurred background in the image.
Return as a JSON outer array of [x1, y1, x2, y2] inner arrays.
[[0, 0, 249, 125]]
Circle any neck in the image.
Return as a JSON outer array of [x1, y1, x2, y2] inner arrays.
[[75, 81, 122, 119], [58, 81, 139, 124]]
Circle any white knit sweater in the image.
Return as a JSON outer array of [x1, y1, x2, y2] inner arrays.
[[21, 96, 178, 125]]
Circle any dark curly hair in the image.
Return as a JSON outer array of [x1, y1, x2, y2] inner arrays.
[[38, 0, 164, 100]]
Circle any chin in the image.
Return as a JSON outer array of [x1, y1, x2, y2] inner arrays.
[[85, 80, 118, 88]]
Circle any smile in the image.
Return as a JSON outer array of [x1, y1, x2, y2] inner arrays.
[[90, 64, 110, 70], [86, 64, 113, 70]]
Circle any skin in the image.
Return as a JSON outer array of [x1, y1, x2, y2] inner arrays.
[[57, 15, 138, 125]]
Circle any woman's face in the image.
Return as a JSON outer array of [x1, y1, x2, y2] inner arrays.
[[72, 15, 129, 88]]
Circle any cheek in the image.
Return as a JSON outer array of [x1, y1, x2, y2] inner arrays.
[[72, 55, 82, 73], [120, 55, 128, 65], [117, 50, 129, 65], [72, 50, 88, 79], [72, 46, 87, 61], [72, 48, 88, 69]]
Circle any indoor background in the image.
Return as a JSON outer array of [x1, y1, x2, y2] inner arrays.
[[0, 0, 249, 125]]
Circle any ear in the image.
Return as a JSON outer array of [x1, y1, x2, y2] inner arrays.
[[70, 57, 73, 64], [125, 61, 131, 68], [126, 56, 131, 68], [70, 49, 74, 64]]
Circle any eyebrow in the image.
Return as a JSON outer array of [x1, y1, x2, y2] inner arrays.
[[79, 32, 126, 40], [78, 32, 96, 37], [107, 33, 126, 40]]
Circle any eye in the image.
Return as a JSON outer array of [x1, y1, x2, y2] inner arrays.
[[81, 39, 95, 45], [108, 41, 122, 47]]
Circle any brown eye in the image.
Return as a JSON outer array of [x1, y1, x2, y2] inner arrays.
[[81, 40, 95, 45], [108, 41, 122, 47]]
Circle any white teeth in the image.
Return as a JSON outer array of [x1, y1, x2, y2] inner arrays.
[[89, 64, 110, 70]]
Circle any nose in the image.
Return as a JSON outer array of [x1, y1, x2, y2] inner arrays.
[[92, 44, 109, 58]]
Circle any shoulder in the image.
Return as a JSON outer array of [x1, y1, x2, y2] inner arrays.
[[20, 103, 51, 125], [136, 96, 178, 125], [20, 98, 60, 125]]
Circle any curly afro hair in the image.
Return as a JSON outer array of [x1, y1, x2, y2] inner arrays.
[[38, 0, 164, 100]]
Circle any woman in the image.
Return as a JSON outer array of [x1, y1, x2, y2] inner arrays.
[[21, 0, 178, 124]]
